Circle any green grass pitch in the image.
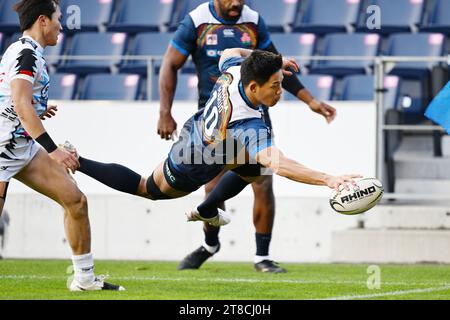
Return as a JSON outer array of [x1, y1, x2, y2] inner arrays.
[[1, 260, 450, 300]]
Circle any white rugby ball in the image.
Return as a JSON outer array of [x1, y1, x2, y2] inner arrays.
[[329, 177, 384, 215]]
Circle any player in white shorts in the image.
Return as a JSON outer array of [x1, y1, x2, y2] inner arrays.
[[0, 0, 123, 291]]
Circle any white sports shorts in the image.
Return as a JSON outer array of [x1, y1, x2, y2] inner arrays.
[[0, 140, 40, 182]]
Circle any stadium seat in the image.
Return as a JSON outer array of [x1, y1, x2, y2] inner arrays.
[[0, 0, 20, 34], [420, 0, 450, 34], [120, 32, 172, 76], [386, 33, 445, 78], [270, 33, 316, 69], [284, 74, 334, 101], [9, 32, 65, 67], [309, 33, 380, 76], [250, 0, 298, 33], [338, 74, 400, 110], [80, 74, 141, 100], [0, 32, 4, 53], [292, 0, 360, 34], [148, 73, 199, 101], [356, 0, 424, 34], [60, 0, 114, 32], [49, 73, 78, 100], [58, 32, 127, 75], [108, 0, 177, 34]]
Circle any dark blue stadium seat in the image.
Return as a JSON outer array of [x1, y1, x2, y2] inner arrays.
[[356, 0, 424, 34], [338, 74, 400, 109], [270, 33, 316, 69], [80, 74, 141, 100], [293, 0, 360, 34], [9, 32, 65, 67], [420, 0, 450, 34], [396, 78, 431, 123], [386, 33, 445, 78], [0, 0, 20, 34], [49, 73, 78, 100], [310, 33, 380, 76], [108, 0, 176, 34], [150, 73, 199, 101], [250, 0, 298, 33], [120, 32, 172, 75], [60, 0, 114, 32], [284, 74, 334, 101], [0, 32, 4, 53], [58, 32, 127, 74]]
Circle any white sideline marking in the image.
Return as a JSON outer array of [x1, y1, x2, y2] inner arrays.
[[323, 286, 450, 300], [0, 274, 449, 288]]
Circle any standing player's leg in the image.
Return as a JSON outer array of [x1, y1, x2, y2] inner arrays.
[[251, 175, 286, 273], [177, 172, 226, 270], [14, 149, 124, 291], [0, 183, 9, 259], [0, 182, 9, 217]]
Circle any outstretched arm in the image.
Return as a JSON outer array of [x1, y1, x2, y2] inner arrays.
[[255, 146, 360, 191]]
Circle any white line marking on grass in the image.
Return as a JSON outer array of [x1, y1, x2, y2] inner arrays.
[[323, 286, 450, 300], [0, 275, 448, 288]]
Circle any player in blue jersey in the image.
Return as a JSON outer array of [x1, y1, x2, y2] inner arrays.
[[157, 0, 337, 273], [68, 49, 359, 252]]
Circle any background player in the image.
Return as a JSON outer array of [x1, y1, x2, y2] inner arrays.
[[158, 0, 337, 273]]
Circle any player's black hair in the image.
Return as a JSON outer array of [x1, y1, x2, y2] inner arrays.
[[13, 0, 60, 32], [241, 50, 283, 87]]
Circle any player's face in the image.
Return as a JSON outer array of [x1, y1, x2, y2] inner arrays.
[[255, 70, 283, 107], [43, 5, 62, 46], [217, 0, 245, 20]]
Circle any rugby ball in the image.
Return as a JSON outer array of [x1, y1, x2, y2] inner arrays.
[[329, 178, 384, 215]]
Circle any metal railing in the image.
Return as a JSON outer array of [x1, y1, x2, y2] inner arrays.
[[3, 53, 450, 200]]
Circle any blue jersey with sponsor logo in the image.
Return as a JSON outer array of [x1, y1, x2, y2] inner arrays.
[[168, 57, 272, 188], [171, 1, 272, 109]]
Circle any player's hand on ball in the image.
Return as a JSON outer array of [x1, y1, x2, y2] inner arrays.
[[326, 174, 362, 192], [157, 113, 178, 141]]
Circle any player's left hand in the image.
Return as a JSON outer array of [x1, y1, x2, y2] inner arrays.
[[40, 105, 58, 120], [281, 57, 299, 76], [308, 99, 336, 124]]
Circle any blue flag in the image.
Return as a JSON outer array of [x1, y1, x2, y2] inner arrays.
[[425, 80, 450, 133]]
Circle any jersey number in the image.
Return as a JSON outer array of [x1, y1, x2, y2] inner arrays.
[[203, 90, 220, 139]]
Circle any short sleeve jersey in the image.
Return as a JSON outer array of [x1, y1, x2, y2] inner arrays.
[[168, 56, 273, 186], [0, 36, 49, 152]]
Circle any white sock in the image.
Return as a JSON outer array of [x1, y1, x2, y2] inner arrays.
[[254, 255, 271, 264], [72, 253, 95, 286], [203, 241, 219, 254]]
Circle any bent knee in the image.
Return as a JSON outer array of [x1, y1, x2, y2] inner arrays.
[[63, 191, 88, 218]]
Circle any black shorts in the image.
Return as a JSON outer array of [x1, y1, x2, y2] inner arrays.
[[164, 157, 264, 193]]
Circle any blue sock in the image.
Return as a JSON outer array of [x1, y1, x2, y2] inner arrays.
[[197, 172, 249, 219]]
